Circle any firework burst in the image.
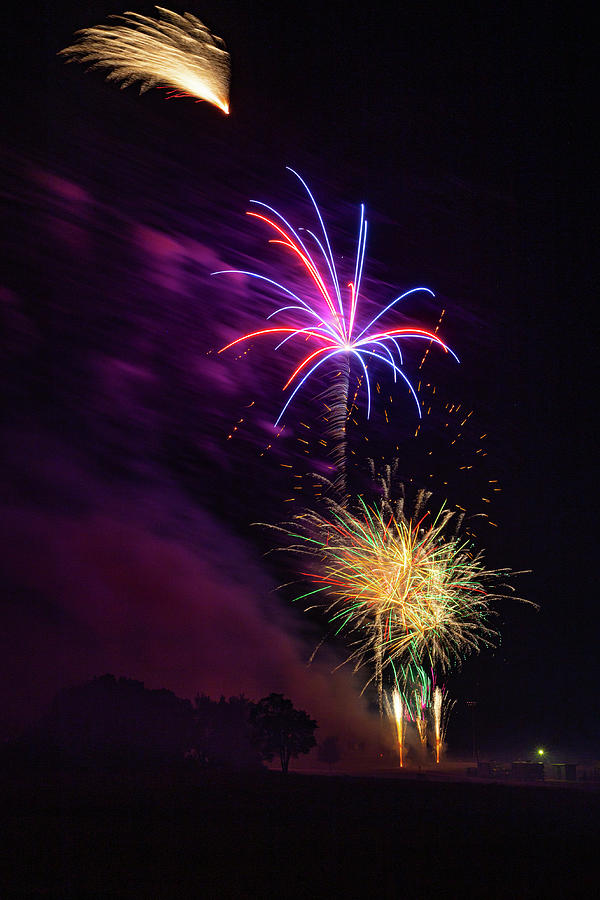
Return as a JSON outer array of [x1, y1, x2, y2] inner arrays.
[[275, 497, 523, 708], [59, 6, 230, 113], [216, 170, 458, 490]]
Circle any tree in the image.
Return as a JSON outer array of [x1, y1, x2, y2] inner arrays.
[[317, 735, 341, 771], [250, 693, 317, 774], [38, 675, 195, 766], [193, 694, 262, 770]]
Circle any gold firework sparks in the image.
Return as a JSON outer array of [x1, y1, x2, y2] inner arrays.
[[277, 497, 527, 688], [59, 6, 230, 113]]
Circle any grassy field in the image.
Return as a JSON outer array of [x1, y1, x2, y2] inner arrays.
[[2, 767, 598, 897]]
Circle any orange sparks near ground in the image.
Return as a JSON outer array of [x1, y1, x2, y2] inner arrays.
[[392, 690, 405, 768]]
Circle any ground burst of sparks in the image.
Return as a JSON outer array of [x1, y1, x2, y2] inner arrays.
[[216, 168, 458, 425], [390, 690, 406, 767], [386, 666, 455, 766], [432, 685, 455, 764], [59, 6, 230, 113], [392, 660, 432, 746], [280, 498, 520, 678]]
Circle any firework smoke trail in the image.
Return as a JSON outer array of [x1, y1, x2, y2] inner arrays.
[[59, 7, 230, 113], [374, 611, 384, 717], [321, 357, 351, 499], [216, 170, 458, 495]]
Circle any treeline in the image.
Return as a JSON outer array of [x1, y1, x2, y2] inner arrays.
[[3, 675, 318, 773]]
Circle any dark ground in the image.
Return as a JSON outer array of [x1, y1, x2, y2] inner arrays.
[[2, 768, 598, 898]]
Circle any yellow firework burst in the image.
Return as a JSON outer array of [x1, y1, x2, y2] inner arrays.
[[282, 497, 522, 678]]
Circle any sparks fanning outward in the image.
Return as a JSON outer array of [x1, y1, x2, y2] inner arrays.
[[215, 169, 459, 427], [59, 7, 230, 114], [277, 498, 523, 697]]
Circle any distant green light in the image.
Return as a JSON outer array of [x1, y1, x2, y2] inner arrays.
[[537, 748, 545, 757]]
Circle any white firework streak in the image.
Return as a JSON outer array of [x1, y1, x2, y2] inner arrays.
[[59, 6, 230, 113]]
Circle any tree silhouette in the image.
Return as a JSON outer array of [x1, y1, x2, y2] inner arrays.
[[39, 674, 195, 766], [250, 693, 317, 774], [194, 694, 262, 770], [23, 676, 265, 771], [318, 735, 341, 771]]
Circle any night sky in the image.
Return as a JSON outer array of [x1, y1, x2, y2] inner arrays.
[[1, 1, 595, 759]]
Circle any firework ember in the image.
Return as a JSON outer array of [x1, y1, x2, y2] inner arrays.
[[59, 6, 230, 113]]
